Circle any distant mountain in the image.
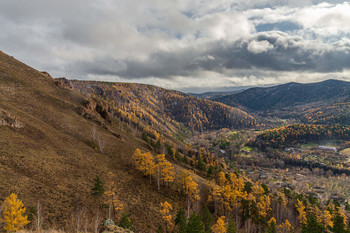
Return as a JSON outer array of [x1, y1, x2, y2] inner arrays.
[[188, 90, 242, 100], [213, 79, 350, 111]]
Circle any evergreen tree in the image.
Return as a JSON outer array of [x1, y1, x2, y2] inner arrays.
[[92, 176, 104, 197], [187, 212, 204, 233], [197, 158, 206, 171], [175, 208, 187, 233], [157, 224, 164, 233], [332, 214, 350, 233], [201, 207, 213, 233], [302, 215, 325, 233], [118, 214, 133, 230], [227, 219, 237, 233], [206, 165, 214, 179], [183, 154, 189, 164]]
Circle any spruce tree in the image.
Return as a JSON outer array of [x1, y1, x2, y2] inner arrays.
[[91, 176, 104, 197], [332, 214, 350, 233], [187, 212, 204, 233], [157, 224, 164, 233], [227, 219, 237, 233], [119, 214, 133, 230], [175, 208, 187, 233], [201, 207, 212, 233]]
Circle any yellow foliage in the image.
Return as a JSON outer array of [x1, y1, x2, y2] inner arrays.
[[160, 201, 174, 231], [105, 181, 124, 220], [157, 154, 175, 184], [296, 199, 307, 226], [323, 210, 333, 228], [212, 216, 226, 233], [277, 219, 294, 233], [181, 170, 200, 202], [1, 193, 30, 232]]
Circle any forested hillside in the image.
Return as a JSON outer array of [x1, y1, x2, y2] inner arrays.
[[214, 80, 350, 111], [66, 80, 256, 133]]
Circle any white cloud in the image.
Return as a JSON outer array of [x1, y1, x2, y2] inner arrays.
[[0, 0, 349, 91], [247, 40, 274, 54]]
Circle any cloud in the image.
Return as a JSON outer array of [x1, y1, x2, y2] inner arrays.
[[247, 40, 274, 54], [0, 0, 349, 92]]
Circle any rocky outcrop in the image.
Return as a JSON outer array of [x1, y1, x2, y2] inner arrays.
[[77, 99, 111, 123], [102, 219, 134, 233], [56, 77, 74, 90], [41, 71, 52, 78], [0, 111, 23, 128]]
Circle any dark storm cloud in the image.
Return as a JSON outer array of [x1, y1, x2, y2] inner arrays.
[[1, 0, 350, 90], [71, 31, 350, 79]]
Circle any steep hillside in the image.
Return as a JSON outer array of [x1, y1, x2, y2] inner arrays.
[[0, 51, 190, 232], [214, 79, 350, 111], [66, 80, 256, 134]]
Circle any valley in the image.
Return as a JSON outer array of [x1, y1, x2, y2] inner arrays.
[[1, 51, 350, 232]]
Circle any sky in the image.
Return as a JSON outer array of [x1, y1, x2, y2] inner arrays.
[[1, 0, 350, 92]]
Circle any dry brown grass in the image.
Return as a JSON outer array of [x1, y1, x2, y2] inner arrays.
[[0, 51, 191, 232]]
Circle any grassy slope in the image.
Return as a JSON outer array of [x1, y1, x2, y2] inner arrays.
[[0, 51, 194, 232]]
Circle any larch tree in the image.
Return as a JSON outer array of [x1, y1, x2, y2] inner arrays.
[[156, 154, 175, 190], [104, 181, 123, 221], [160, 201, 174, 233], [1, 193, 30, 232], [296, 199, 307, 226], [212, 216, 227, 233], [277, 219, 294, 233], [132, 148, 143, 170], [141, 152, 156, 184], [181, 170, 200, 218]]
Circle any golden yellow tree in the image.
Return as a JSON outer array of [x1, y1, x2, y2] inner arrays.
[[160, 201, 174, 232], [136, 152, 156, 184], [156, 154, 175, 190], [104, 181, 124, 221], [251, 183, 271, 218], [1, 193, 30, 232], [181, 170, 200, 217], [277, 219, 294, 233], [132, 148, 143, 170], [296, 199, 307, 226], [212, 216, 226, 233], [322, 210, 333, 228]]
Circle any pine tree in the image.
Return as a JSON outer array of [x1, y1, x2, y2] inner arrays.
[[201, 207, 213, 233], [118, 214, 133, 230], [175, 208, 187, 233], [302, 214, 325, 233], [157, 224, 164, 233], [212, 216, 226, 233], [1, 193, 30, 232], [332, 212, 350, 233], [227, 219, 237, 233], [91, 176, 104, 197], [186, 212, 204, 233]]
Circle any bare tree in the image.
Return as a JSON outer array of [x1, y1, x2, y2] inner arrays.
[[35, 201, 42, 232], [94, 210, 101, 233]]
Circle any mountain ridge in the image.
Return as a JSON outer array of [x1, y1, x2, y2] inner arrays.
[[213, 79, 350, 112]]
